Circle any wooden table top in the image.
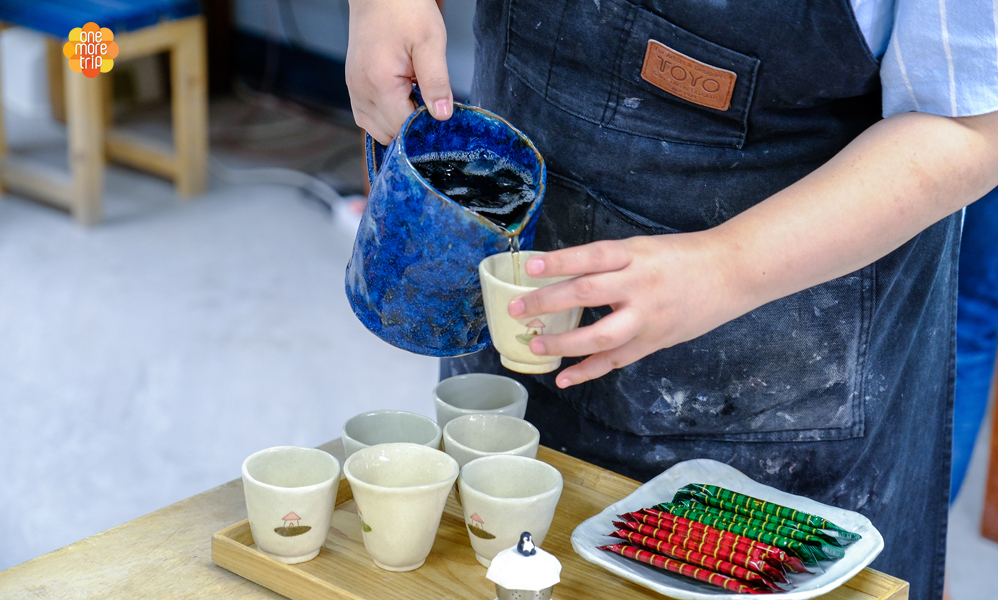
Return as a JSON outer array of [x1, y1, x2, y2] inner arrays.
[[0, 439, 908, 600]]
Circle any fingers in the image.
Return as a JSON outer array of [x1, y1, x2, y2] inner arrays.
[[344, 0, 449, 141], [555, 342, 651, 388], [411, 35, 453, 121], [352, 104, 395, 146], [347, 74, 411, 145], [509, 270, 628, 320], [528, 310, 640, 358], [382, 79, 420, 134], [508, 242, 633, 318], [524, 241, 631, 278]]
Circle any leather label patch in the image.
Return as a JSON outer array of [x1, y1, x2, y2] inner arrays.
[[640, 39, 736, 111]]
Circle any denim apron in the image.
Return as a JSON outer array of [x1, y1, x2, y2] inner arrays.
[[441, 1, 958, 597]]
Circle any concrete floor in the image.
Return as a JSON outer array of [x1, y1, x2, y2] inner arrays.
[[1, 98, 996, 598]]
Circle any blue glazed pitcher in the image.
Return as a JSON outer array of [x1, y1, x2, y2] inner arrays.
[[345, 97, 546, 357]]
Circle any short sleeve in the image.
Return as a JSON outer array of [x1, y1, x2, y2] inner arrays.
[[880, 0, 998, 118]]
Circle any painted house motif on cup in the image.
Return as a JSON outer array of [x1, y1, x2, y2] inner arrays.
[[274, 512, 311, 537], [467, 513, 496, 539], [516, 319, 546, 344]]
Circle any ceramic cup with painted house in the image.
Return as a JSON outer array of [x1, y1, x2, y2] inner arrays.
[[459, 455, 563, 567], [478, 250, 583, 374], [343, 442, 459, 571], [241, 446, 341, 564]]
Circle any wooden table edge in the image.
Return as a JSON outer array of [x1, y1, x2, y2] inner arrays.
[[0, 439, 909, 600]]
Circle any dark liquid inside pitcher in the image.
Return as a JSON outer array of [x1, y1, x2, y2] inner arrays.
[[412, 152, 535, 230]]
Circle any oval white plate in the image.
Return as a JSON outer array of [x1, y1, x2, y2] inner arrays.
[[570, 459, 884, 600]]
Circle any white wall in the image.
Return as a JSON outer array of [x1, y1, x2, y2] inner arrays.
[[234, 0, 476, 99], [0, 28, 49, 117]]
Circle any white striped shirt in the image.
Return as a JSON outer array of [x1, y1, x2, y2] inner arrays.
[[853, 0, 998, 117]]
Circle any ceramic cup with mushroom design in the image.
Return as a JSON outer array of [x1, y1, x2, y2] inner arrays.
[[478, 250, 583, 374], [459, 455, 563, 567], [242, 446, 341, 564], [344, 442, 459, 571]]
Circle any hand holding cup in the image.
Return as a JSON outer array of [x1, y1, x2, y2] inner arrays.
[[479, 251, 583, 374]]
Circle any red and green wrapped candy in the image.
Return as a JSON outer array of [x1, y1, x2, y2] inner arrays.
[[679, 491, 850, 544], [613, 519, 789, 582], [674, 501, 845, 549], [633, 509, 810, 574], [654, 502, 841, 562], [598, 482, 858, 595], [598, 544, 773, 594], [609, 529, 783, 591], [674, 484, 861, 541]]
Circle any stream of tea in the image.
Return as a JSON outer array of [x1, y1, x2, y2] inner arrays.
[[412, 152, 534, 286], [510, 234, 521, 286]]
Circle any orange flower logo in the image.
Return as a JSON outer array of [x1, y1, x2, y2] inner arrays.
[[63, 23, 119, 78]]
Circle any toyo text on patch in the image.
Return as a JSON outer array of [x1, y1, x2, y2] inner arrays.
[[640, 39, 736, 112]]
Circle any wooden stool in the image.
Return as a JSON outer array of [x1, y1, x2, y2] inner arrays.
[[0, 1, 207, 224], [983, 372, 998, 542]]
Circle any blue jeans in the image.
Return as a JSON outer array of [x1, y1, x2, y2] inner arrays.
[[953, 187, 998, 501]]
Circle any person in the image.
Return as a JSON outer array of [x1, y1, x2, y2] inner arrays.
[[344, 1, 998, 598]]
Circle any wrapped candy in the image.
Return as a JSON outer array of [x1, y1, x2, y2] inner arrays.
[[653, 503, 840, 562], [631, 510, 809, 573], [677, 501, 843, 547], [613, 520, 788, 582], [678, 491, 851, 544], [609, 529, 783, 591], [597, 544, 772, 594], [674, 484, 860, 540]]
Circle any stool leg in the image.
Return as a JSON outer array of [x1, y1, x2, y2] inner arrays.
[[65, 68, 105, 225], [101, 73, 114, 129], [170, 17, 208, 197], [46, 37, 67, 124], [983, 384, 998, 542], [0, 23, 8, 193]]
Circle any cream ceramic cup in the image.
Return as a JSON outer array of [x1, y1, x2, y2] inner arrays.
[[442, 414, 540, 469], [241, 446, 341, 564], [459, 455, 564, 567], [343, 442, 459, 571], [479, 251, 583, 374], [434, 373, 529, 429], [341, 410, 442, 458]]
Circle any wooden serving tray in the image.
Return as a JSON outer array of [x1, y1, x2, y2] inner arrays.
[[211, 446, 908, 600]]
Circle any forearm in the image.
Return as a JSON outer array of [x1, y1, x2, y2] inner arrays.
[[714, 110, 998, 314]]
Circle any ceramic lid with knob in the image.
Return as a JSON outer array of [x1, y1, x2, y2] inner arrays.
[[485, 532, 561, 592]]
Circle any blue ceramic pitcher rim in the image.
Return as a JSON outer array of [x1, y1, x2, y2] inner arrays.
[[368, 102, 547, 237]]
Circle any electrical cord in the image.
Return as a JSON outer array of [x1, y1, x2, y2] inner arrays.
[[277, 0, 305, 47], [208, 156, 347, 212], [212, 1, 365, 217]]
